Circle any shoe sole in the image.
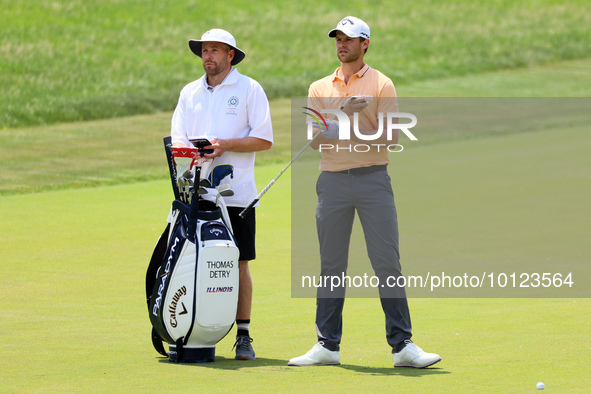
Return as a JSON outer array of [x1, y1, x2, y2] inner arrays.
[[287, 362, 340, 367], [235, 355, 256, 360], [394, 357, 442, 369]]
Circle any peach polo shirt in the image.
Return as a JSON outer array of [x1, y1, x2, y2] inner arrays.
[[308, 64, 399, 172]]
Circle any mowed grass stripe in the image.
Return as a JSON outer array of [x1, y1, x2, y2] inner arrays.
[[2, 58, 591, 196]]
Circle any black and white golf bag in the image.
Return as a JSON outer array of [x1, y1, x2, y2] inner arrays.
[[146, 137, 239, 363]]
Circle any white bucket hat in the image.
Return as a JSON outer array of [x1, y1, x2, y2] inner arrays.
[[189, 28, 246, 66], [328, 16, 370, 39]]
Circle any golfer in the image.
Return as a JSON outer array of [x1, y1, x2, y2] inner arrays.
[[288, 17, 441, 368], [171, 28, 273, 360]]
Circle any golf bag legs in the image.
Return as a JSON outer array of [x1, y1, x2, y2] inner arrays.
[[168, 342, 216, 363]]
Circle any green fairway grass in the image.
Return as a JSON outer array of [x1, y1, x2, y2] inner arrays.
[[1, 133, 589, 391], [1, 0, 590, 128], [292, 118, 590, 298]]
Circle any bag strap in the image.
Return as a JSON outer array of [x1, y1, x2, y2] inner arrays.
[[146, 223, 171, 357], [151, 328, 168, 357], [145, 223, 170, 304]]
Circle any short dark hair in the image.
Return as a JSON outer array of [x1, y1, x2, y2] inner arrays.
[[360, 38, 368, 54]]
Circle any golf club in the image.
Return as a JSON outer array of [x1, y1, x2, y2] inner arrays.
[[239, 97, 357, 218], [215, 184, 234, 207]]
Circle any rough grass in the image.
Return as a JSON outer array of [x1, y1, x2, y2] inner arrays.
[[2, 59, 590, 196], [1, 0, 590, 127]]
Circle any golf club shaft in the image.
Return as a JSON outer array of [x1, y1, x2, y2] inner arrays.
[[239, 131, 321, 218], [237, 97, 356, 219]]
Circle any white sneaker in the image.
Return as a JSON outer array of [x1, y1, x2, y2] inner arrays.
[[288, 342, 341, 366], [393, 340, 442, 368]]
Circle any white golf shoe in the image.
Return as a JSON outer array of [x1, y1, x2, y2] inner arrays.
[[288, 342, 341, 366], [393, 340, 442, 368]]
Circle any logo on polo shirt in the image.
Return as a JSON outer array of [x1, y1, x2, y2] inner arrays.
[[226, 96, 239, 116]]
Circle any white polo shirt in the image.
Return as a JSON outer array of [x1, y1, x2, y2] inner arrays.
[[171, 68, 274, 207]]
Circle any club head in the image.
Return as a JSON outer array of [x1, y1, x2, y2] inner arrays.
[[216, 183, 234, 196], [178, 177, 194, 187]]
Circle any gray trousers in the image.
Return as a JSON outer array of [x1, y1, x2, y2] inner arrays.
[[315, 167, 412, 352]]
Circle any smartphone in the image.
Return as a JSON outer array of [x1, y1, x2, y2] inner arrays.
[[189, 138, 214, 154]]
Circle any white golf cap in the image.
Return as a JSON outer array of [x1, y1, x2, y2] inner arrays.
[[189, 28, 246, 66], [328, 16, 370, 39]]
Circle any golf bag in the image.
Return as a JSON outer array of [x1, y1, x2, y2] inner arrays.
[[146, 137, 239, 363]]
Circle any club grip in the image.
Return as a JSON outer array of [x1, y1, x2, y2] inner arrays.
[[239, 199, 258, 218]]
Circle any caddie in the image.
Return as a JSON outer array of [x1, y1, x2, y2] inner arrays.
[[171, 28, 274, 360]]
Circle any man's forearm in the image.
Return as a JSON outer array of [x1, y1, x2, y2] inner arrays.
[[173, 137, 271, 151], [217, 136, 272, 152]]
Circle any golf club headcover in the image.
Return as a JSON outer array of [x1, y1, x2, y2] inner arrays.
[[207, 164, 234, 188]]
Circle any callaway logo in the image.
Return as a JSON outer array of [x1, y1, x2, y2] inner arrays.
[[168, 286, 187, 328], [170, 303, 187, 327], [210, 228, 224, 236], [340, 17, 354, 26], [338, 17, 369, 38]]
